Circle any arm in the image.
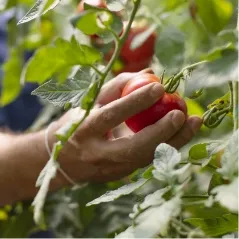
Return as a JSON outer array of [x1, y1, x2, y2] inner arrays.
[[0, 69, 202, 206], [0, 127, 64, 206]]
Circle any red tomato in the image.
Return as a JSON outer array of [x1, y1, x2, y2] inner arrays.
[[77, 0, 106, 13], [105, 27, 157, 75], [121, 74, 187, 133]]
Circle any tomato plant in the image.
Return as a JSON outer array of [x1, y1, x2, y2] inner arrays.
[[0, 0, 238, 238], [121, 73, 187, 132]]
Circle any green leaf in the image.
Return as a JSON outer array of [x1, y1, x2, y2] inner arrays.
[[129, 187, 170, 219], [133, 195, 182, 237], [32, 142, 61, 225], [22, 38, 102, 84], [152, 143, 183, 184], [185, 49, 238, 93], [155, 26, 185, 74], [32, 67, 94, 108], [185, 214, 238, 237], [189, 141, 226, 167], [72, 10, 108, 35], [86, 179, 148, 206], [208, 173, 225, 194], [18, 0, 60, 24], [195, 0, 233, 34], [106, 0, 125, 11], [212, 177, 238, 213], [217, 130, 238, 180], [0, 48, 22, 106]]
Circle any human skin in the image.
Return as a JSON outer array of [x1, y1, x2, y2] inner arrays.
[[0, 69, 202, 206]]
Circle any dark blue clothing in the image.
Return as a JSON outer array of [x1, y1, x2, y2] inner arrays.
[[0, 9, 42, 131]]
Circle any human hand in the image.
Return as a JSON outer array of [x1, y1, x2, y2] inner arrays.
[[51, 69, 202, 184]]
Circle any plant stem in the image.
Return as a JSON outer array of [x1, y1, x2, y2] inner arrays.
[[180, 161, 218, 170], [171, 218, 192, 233], [233, 81, 238, 131], [91, 65, 104, 77], [101, 0, 142, 83], [165, 60, 208, 92]]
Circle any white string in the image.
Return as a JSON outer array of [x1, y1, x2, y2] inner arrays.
[[44, 121, 78, 186]]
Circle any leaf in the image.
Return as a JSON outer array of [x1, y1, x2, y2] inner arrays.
[[133, 195, 182, 237], [129, 187, 170, 219], [185, 49, 238, 93], [152, 143, 182, 184], [155, 26, 185, 74], [0, 48, 22, 106], [212, 177, 238, 213], [18, 0, 60, 24], [130, 24, 157, 50], [32, 67, 94, 108], [208, 173, 225, 193], [106, 0, 126, 11], [189, 141, 226, 167], [22, 38, 102, 84], [195, 0, 233, 34], [115, 226, 135, 238], [217, 130, 238, 180], [86, 179, 148, 206], [185, 214, 238, 237], [32, 142, 62, 225]]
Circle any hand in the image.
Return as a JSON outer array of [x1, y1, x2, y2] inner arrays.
[[51, 69, 202, 184]]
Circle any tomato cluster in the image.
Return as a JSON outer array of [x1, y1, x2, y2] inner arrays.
[[121, 74, 187, 132], [77, 0, 156, 75]]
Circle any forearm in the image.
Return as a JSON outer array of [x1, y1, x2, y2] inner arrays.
[[0, 127, 64, 206]]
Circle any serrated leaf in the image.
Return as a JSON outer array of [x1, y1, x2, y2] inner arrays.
[[217, 130, 238, 180], [106, 0, 125, 11], [32, 67, 94, 108], [22, 38, 102, 84], [185, 49, 238, 93], [18, 0, 60, 24], [32, 142, 62, 225], [133, 195, 182, 237], [185, 213, 238, 237], [87, 179, 148, 206], [152, 143, 182, 184], [130, 24, 157, 50], [0, 48, 22, 106], [212, 177, 238, 213]]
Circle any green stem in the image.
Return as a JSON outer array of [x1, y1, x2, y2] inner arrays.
[[165, 60, 208, 92], [233, 81, 238, 131], [91, 65, 104, 77], [101, 0, 142, 82], [54, 0, 142, 148], [171, 218, 192, 233]]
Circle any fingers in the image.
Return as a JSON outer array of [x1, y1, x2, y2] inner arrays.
[[96, 68, 154, 106], [108, 110, 186, 164], [167, 116, 202, 149], [84, 83, 164, 135]]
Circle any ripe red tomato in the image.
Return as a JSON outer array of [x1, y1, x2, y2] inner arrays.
[[77, 0, 106, 13], [105, 27, 156, 75], [121, 74, 187, 133]]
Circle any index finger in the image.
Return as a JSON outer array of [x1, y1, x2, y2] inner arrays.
[[96, 68, 154, 106]]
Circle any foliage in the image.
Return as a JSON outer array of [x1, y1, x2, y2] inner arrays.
[[0, 0, 238, 238]]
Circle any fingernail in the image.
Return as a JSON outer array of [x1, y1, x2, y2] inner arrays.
[[189, 117, 202, 133], [150, 83, 164, 98], [171, 110, 185, 128]]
